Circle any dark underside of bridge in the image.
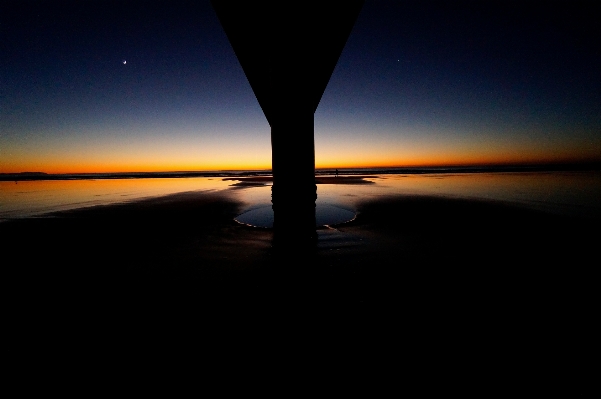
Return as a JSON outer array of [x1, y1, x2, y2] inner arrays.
[[211, 1, 364, 244]]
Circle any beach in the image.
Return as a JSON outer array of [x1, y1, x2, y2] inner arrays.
[[2, 173, 597, 388]]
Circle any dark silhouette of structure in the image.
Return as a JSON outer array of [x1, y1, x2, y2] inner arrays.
[[211, 1, 364, 244]]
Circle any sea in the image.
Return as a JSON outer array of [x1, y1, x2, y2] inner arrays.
[[1, 167, 600, 222]]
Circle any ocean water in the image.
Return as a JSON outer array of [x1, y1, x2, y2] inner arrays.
[[1, 170, 600, 222]]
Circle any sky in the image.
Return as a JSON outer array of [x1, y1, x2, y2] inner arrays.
[[1, 0, 600, 174]]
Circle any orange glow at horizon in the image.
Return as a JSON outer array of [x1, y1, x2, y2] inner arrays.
[[315, 154, 600, 169], [313, 127, 601, 170], [0, 159, 274, 175], [2, 129, 599, 174], [2, 151, 599, 175]]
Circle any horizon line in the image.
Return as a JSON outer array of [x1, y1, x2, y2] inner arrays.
[[2, 161, 600, 181]]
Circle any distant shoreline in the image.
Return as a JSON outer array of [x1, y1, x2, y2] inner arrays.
[[1, 162, 599, 181]]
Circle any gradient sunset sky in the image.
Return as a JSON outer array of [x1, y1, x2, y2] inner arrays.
[[2, 0, 600, 174]]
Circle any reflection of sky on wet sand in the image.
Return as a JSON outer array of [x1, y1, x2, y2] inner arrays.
[[0, 177, 232, 219], [370, 172, 601, 218], [231, 172, 601, 219], [2, 171, 600, 221]]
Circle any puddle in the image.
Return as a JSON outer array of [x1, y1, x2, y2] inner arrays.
[[235, 203, 355, 228]]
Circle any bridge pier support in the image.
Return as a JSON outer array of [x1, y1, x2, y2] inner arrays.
[[211, 1, 364, 246], [270, 111, 317, 244]]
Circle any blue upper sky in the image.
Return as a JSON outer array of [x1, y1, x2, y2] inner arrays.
[[1, 0, 599, 173]]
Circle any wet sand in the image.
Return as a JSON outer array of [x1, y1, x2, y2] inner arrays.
[[3, 189, 596, 387]]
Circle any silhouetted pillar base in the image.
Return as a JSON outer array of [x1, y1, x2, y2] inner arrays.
[[271, 183, 317, 246]]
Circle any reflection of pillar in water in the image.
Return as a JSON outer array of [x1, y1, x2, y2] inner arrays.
[[211, 1, 364, 243]]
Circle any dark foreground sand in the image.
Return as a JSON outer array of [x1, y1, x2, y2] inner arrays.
[[2, 190, 596, 388]]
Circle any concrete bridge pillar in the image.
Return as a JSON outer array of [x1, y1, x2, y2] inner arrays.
[[211, 1, 363, 244]]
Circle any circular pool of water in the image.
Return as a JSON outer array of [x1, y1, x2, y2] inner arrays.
[[235, 203, 355, 228]]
